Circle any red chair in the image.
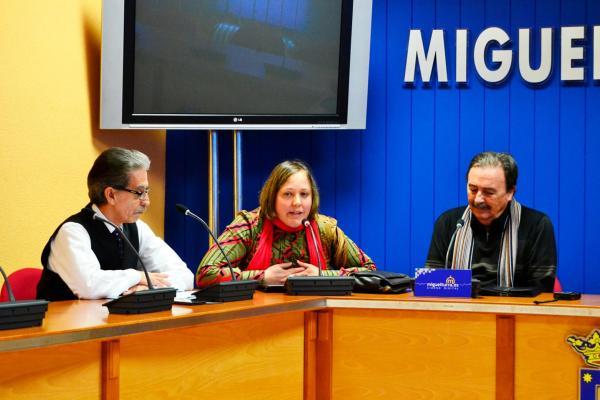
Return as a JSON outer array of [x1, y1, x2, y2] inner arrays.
[[0, 268, 43, 301], [553, 277, 562, 293]]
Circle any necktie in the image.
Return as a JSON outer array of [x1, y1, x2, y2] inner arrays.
[[113, 229, 124, 259]]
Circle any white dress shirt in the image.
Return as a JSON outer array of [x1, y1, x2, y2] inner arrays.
[[47, 205, 193, 299]]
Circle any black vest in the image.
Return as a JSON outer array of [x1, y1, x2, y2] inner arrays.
[[37, 205, 140, 301]]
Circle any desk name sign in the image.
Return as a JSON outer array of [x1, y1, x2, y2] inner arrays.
[[414, 268, 472, 298]]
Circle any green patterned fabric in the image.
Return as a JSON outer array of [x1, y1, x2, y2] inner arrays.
[[196, 209, 376, 288]]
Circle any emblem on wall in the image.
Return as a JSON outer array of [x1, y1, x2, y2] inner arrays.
[[567, 330, 600, 399]]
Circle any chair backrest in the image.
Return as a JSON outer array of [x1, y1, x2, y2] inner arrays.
[[0, 268, 43, 301], [553, 277, 563, 293]]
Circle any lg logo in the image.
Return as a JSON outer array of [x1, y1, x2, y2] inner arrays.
[[233, 117, 243, 122]]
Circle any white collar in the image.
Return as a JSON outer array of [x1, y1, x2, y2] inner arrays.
[[91, 204, 122, 233]]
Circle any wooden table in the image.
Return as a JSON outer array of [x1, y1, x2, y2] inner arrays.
[[0, 292, 598, 400]]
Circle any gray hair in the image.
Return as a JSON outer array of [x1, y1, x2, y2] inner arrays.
[[467, 151, 518, 191], [87, 148, 151, 205]]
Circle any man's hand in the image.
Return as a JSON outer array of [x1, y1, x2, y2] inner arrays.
[[122, 284, 149, 295], [139, 271, 171, 288]]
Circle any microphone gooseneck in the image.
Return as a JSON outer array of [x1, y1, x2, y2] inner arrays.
[[444, 218, 465, 269], [175, 203, 238, 281], [0, 265, 16, 302], [92, 213, 155, 290], [284, 218, 354, 296], [302, 218, 323, 276]]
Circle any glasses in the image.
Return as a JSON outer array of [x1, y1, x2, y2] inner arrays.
[[113, 186, 150, 200]]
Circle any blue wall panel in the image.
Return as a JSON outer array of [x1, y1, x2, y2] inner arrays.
[[458, 0, 486, 206], [558, 0, 587, 291], [164, 131, 210, 270], [434, 0, 461, 218], [533, 0, 561, 257], [509, 0, 535, 204], [165, 0, 600, 292], [409, 0, 436, 268], [360, 0, 387, 266], [384, 0, 412, 272], [483, 0, 511, 152], [585, 0, 600, 293], [333, 131, 361, 242]]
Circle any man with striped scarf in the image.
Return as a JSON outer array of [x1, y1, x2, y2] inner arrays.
[[425, 152, 556, 292]]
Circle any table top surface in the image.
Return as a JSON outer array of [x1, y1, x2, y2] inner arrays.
[[1, 291, 598, 352]]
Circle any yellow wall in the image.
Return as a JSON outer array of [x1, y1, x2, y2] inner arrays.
[[0, 1, 167, 274]]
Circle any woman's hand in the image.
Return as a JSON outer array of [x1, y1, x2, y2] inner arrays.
[[263, 263, 306, 285], [292, 261, 320, 276]]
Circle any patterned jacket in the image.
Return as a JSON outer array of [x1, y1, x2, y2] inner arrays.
[[196, 209, 376, 287]]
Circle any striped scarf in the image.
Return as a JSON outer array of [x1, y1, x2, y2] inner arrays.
[[451, 200, 521, 287]]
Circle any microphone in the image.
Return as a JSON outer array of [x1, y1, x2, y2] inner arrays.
[[0, 265, 48, 330], [303, 219, 323, 276], [445, 218, 465, 269], [284, 218, 354, 296], [175, 204, 257, 302], [91, 212, 177, 314]]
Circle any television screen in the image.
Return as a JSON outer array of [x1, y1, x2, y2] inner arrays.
[[101, 0, 372, 130]]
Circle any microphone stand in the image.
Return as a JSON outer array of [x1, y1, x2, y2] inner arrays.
[[92, 214, 177, 314], [0, 265, 49, 330], [284, 219, 354, 296], [176, 204, 257, 302], [445, 219, 465, 269], [442, 218, 480, 297]]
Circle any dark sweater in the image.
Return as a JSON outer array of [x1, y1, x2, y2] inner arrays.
[[425, 203, 557, 292]]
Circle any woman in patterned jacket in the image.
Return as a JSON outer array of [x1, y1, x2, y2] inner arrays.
[[196, 160, 376, 288]]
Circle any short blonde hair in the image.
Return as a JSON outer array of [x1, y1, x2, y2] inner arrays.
[[259, 160, 320, 220]]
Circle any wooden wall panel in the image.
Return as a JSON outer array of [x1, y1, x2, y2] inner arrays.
[[0, 341, 101, 400], [514, 315, 597, 400], [119, 312, 305, 400], [330, 309, 496, 400]]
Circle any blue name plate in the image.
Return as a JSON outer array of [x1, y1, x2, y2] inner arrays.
[[413, 268, 472, 298]]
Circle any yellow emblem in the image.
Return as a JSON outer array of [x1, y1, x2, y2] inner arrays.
[[567, 330, 600, 367]]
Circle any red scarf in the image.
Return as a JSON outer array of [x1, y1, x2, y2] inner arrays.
[[247, 218, 327, 270]]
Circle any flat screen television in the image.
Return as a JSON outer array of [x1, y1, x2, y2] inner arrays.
[[100, 0, 372, 130]]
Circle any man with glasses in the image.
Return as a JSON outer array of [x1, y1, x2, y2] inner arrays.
[[37, 147, 193, 300], [425, 151, 557, 292]]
